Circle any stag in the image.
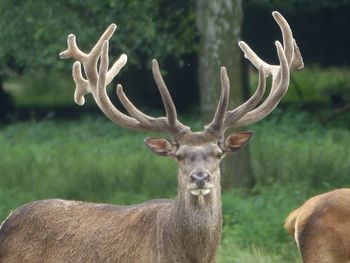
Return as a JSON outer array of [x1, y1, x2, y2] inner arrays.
[[0, 11, 303, 263], [285, 189, 350, 263]]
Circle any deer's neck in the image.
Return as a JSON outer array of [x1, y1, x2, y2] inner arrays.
[[169, 171, 222, 261]]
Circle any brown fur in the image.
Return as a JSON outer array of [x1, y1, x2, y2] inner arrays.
[[284, 206, 300, 236], [0, 132, 231, 263], [284, 189, 350, 263], [0, 196, 221, 262]]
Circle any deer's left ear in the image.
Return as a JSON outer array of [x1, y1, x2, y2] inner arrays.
[[223, 131, 254, 153], [144, 137, 175, 157]]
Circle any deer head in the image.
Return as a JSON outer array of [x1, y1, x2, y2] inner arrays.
[[59, 12, 303, 208]]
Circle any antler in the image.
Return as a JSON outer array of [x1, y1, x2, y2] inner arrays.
[[206, 11, 303, 135], [60, 24, 189, 138]]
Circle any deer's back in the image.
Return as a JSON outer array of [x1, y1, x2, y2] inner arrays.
[[0, 198, 174, 263], [285, 189, 350, 262]]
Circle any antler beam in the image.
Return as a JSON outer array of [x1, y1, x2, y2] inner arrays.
[[206, 11, 303, 135], [60, 25, 190, 137]]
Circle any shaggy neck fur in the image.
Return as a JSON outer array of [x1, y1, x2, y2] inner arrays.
[[169, 170, 222, 261]]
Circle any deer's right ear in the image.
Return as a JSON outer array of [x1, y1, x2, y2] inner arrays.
[[144, 138, 175, 157], [223, 131, 254, 153]]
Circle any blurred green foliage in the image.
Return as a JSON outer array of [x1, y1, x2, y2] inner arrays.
[[0, 0, 196, 78], [288, 66, 350, 104], [249, 66, 350, 105], [5, 71, 73, 107]]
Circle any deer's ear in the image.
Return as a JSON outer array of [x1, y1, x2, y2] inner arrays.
[[144, 138, 174, 157], [223, 131, 254, 153]]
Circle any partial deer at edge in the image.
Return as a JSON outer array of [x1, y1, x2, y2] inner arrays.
[[0, 11, 303, 263], [285, 189, 350, 263]]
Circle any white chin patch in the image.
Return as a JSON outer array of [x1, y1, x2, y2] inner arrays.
[[190, 188, 211, 196]]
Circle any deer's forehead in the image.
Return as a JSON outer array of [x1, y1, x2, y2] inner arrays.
[[178, 143, 221, 155], [176, 131, 219, 144]]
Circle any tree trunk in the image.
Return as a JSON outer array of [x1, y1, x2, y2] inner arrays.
[[197, 0, 254, 189]]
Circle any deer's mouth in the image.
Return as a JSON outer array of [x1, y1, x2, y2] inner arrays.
[[190, 188, 211, 196], [187, 183, 214, 196]]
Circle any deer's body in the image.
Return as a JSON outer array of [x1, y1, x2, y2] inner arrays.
[[0, 196, 221, 263], [0, 11, 303, 263], [285, 189, 350, 263]]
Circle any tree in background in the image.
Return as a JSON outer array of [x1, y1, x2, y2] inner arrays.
[[197, 1, 254, 188]]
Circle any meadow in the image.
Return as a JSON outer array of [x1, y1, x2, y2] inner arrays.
[[1, 108, 349, 262]]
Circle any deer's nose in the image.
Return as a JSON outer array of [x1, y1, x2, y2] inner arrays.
[[190, 170, 209, 188]]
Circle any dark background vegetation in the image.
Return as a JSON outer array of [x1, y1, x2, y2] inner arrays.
[[0, 0, 350, 262]]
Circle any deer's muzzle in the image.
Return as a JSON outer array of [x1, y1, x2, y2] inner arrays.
[[188, 169, 213, 196], [191, 169, 209, 188]]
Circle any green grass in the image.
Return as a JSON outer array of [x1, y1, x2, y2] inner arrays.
[[251, 109, 350, 188], [0, 111, 349, 262]]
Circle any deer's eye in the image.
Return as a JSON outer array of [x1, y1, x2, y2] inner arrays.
[[176, 153, 184, 161], [217, 152, 223, 159]]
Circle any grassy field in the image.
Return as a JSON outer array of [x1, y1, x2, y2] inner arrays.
[[0, 109, 349, 262]]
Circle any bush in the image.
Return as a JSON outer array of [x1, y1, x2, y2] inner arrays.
[[250, 109, 350, 188]]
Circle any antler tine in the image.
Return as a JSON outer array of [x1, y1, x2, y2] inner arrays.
[[106, 56, 127, 85], [223, 67, 266, 130], [222, 11, 303, 130], [231, 41, 289, 128], [116, 84, 156, 126], [71, 50, 128, 107], [59, 34, 88, 62], [273, 11, 294, 66], [61, 24, 122, 104], [273, 11, 303, 71], [205, 67, 230, 135], [94, 39, 182, 133], [72, 61, 90, 105], [92, 40, 144, 130], [116, 84, 189, 135], [291, 40, 304, 71], [85, 24, 117, 86], [90, 24, 117, 61], [61, 24, 190, 137], [115, 60, 190, 136], [152, 59, 178, 130], [61, 25, 151, 131], [238, 41, 279, 76]]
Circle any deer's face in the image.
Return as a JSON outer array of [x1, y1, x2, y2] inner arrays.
[[144, 131, 253, 197], [175, 143, 221, 196]]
